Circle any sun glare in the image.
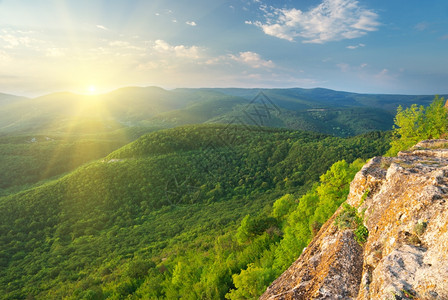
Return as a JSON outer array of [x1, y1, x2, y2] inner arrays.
[[88, 85, 97, 94]]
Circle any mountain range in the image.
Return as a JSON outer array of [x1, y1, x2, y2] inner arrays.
[[1, 87, 445, 136]]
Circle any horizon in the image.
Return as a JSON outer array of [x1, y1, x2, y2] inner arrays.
[[3, 85, 448, 99], [1, 0, 447, 96]]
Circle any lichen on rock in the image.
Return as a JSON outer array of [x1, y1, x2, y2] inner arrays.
[[261, 140, 448, 300]]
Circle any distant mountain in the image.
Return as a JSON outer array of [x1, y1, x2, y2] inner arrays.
[[0, 87, 444, 136], [200, 87, 444, 111], [0, 92, 28, 106]]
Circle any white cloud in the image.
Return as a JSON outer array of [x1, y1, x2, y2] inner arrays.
[[229, 51, 275, 68], [206, 51, 275, 69], [153, 40, 201, 59], [347, 43, 365, 49], [0, 33, 34, 48], [375, 68, 389, 79], [252, 0, 380, 43], [96, 25, 108, 31], [370, 68, 399, 86], [186, 21, 197, 26]]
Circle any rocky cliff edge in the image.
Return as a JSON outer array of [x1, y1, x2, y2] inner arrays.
[[261, 140, 448, 300]]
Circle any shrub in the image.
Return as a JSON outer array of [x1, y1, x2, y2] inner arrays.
[[354, 225, 369, 244]]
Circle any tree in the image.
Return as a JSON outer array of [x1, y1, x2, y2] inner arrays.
[[236, 215, 255, 244], [126, 259, 155, 279], [423, 96, 448, 139], [225, 263, 275, 299], [387, 96, 447, 156], [272, 194, 296, 220]]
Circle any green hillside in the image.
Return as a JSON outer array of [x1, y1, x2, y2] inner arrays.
[[0, 126, 161, 196], [208, 105, 394, 137], [0, 124, 390, 299]]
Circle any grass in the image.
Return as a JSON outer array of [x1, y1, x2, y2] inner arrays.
[[360, 189, 370, 206], [334, 203, 369, 245], [413, 221, 427, 236]]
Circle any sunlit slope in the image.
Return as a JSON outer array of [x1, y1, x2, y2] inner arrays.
[[0, 124, 390, 299], [0, 126, 160, 196], [0, 87, 243, 133], [0, 87, 178, 133]]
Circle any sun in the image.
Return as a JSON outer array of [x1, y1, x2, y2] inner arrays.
[[88, 85, 97, 94]]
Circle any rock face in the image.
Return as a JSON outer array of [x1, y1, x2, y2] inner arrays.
[[261, 140, 448, 300]]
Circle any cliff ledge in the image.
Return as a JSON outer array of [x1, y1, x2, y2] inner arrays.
[[261, 140, 448, 300]]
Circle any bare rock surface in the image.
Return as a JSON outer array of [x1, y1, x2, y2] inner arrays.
[[261, 140, 448, 300]]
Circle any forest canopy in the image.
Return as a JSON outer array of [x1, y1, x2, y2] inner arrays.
[[0, 124, 390, 299]]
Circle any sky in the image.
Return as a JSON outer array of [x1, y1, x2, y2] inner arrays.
[[0, 0, 447, 97]]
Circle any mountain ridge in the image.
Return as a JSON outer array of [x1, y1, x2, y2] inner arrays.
[[4, 86, 446, 100], [1, 86, 445, 136]]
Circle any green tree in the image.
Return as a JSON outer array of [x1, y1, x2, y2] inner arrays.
[[225, 263, 275, 300], [273, 191, 318, 270], [126, 259, 155, 279], [423, 96, 448, 139], [236, 215, 255, 244], [387, 96, 447, 156], [272, 194, 296, 220]]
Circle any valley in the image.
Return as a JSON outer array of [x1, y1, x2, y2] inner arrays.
[[1, 116, 390, 298], [2, 1, 447, 298], [0, 87, 444, 299]]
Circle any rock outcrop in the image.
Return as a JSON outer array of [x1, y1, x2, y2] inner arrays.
[[261, 140, 448, 300]]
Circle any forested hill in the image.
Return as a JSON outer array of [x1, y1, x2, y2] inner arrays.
[[0, 124, 390, 299], [0, 87, 444, 136], [199, 87, 442, 112]]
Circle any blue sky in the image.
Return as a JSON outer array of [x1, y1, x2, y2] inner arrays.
[[0, 0, 447, 96]]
